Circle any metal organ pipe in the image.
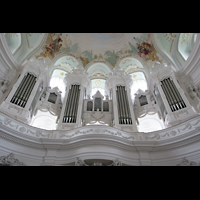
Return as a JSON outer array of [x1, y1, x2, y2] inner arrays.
[[71, 85, 78, 123], [161, 80, 175, 112], [120, 86, 127, 124], [161, 78, 187, 112], [71, 85, 77, 123], [117, 86, 124, 124], [10, 73, 37, 108], [13, 73, 30, 105], [63, 84, 80, 123], [74, 85, 80, 123], [68, 85, 75, 123], [116, 88, 122, 124], [70, 85, 77, 122], [162, 79, 178, 111], [165, 78, 181, 110], [124, 87, 132, 124], [20, 75, 35, 107], [16, 74, 32, 106], [10, 74, 27, 104], [21, 76, 36, 108], [116, 86, 132, 125], [164, 78, 179, 110], [68, 85, 76, 123], [121, 86, 129, 124], [63, 86, 72, 123], [17, 74, 34, 106], [170, 79, 186, 108], [66, 86, 74, 123]]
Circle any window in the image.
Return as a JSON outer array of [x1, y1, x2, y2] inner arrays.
[[48, 93, 57, 104], [91, 79, 106, 98], [50, 69, 66, 100], [87, 101, 93, 111], [130, 72, 147, 100]]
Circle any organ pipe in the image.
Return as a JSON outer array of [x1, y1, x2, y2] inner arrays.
[[121, 86, 129, 124], [63, 86, 72, 122], [116, 86, 132, 125], [63, 84, 80, 123], [116, 89, 122, 124], [162, 79, 177, 111], [117, 86, 123, 124], [13, 73, 30, 104], [124, 88, 132, 124], [161, 81, 175, 111], [68, 85, 76, 123], [10, 74, 27, 103], [170, 79, 186, 108], [16, 74, 32, 106], [22, 76, 36, 108], [74, 85, 80, 123], [164, 79, 180, 110], [161, 77, 186, 112], [71, 85, 77, 122], [10, 73, 37, 108], [20, 75, 35, 107], [120, 86, 127, 124]]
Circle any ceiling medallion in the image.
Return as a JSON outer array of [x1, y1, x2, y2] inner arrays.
[[95, 80, 102, 86]]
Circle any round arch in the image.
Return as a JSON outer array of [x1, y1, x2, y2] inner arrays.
[[49, 53, 83, 76], [86, 61, 113, 80], [85, 60, 113, 72], [117, 55, 149, 80], [4, 33, 22, 55]]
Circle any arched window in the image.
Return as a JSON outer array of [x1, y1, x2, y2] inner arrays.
[[50, 69, 66, 100], [91, 79, 106, 98], [130, 72, 148, 100], [178, 33, 197, 61]]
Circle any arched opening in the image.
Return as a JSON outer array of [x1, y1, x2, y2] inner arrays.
[[137, 113, 165, 132], [130, 72, 148, 100], [87, 62, 111, 99], [50, 69, 66, 100], [49, 56, 80, 100], [30, 110, 58, 130], [91, 79, 106, 98], [178, 33, 197, 61], [4, 33, 21, 55]]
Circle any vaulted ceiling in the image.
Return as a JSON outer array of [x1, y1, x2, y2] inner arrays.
[[5, 33, 197, 75]]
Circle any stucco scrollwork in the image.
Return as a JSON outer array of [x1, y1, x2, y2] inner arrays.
[[176, 158, 200, 166], [0, 79, 9, 93], [0, 153, 25, 166]]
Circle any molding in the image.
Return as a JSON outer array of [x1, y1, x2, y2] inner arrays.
[[176, 157, 200, 166], [0, 112, 200, 153], [0, 153, 25, 166]]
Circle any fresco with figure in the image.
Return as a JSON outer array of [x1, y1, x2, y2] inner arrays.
[[36, 33, 161, 66]]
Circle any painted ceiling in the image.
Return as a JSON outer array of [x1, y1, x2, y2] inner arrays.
[[38, 33, 161, 68], [53, 56, 79, 73], [5, 33, 21, 54], [119, 57, 144, 74]]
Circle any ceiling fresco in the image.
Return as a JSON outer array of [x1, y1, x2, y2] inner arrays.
[[36, 33, 161, 67], [53, 56, 79, 73], [5, 33, 21, 54], [119, 57, 144, 74]]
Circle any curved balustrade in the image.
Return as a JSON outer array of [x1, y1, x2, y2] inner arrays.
[[0, 112, 200, 143]]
